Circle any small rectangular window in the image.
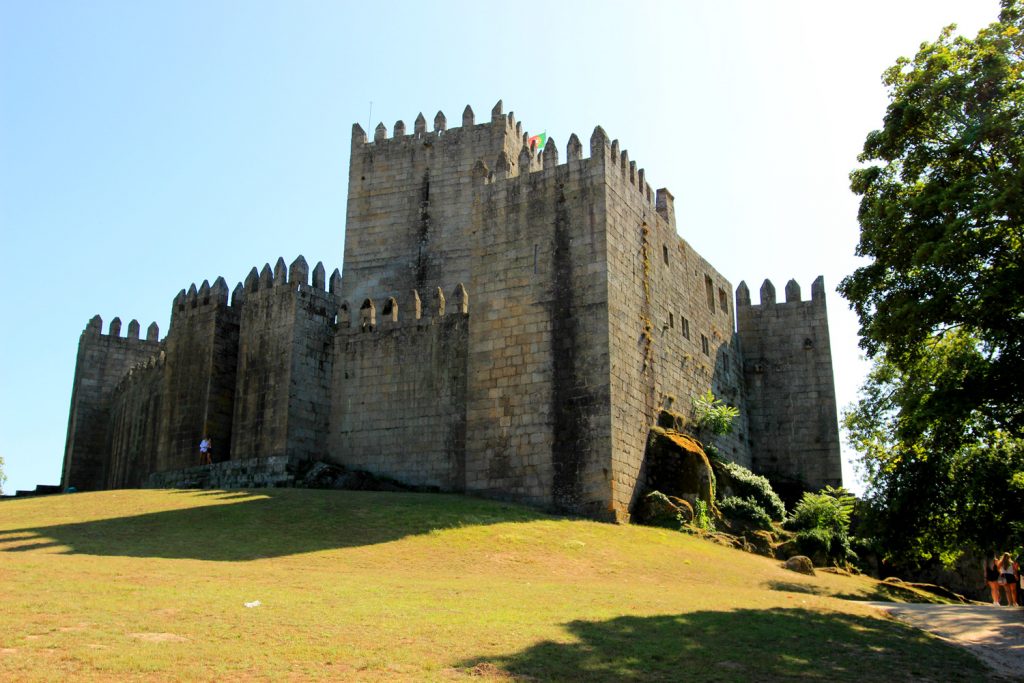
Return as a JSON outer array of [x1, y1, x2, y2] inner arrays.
[[669, 312, 674, 328], [682, 317, 690, 339], [663, 245, 669, 265], [705, 275, 715, 311], [718, 287, 728, 313], [701, 334, 709, 355], [723, 353, 730, 372]]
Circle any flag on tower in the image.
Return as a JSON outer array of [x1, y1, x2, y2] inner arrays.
[[528, 132, 547, 151]]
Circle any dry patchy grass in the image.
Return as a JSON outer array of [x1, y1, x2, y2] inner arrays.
[[0, 489, 992, 681]]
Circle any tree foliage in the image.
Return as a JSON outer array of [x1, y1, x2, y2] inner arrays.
[[840, 1, 1024, 569], [844, 340, 1024, 565], [839, 0, 1024, 432]]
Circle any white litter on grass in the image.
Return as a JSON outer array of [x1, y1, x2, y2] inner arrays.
[[244, 600, 261, 608]]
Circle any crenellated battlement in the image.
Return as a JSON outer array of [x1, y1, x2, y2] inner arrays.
[[337, 283, 469, 333], [171, 256, 344, 329], [353, 100, 513, 148], [349, 99, 664, 202], [83, 314, 161, 343], [239, 255, 341, 300], [171, 276, 232, 316], [735, 276, 827, 308]]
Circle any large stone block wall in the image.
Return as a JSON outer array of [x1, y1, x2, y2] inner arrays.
[[328, 299, 468, 490], [62, 316, 162, 490], [465, 133, 612, 516], [285, 274, 338, 462], [599, 135, 751, 516], [736, 277, 842, 492], [108, 355, 164, 488], [146, 456, 298, 490], [59, 102, 843, 518], [231, 257, 338, 461], [155, 279, 239, 472], [232, 262, 293, 459], [341, 103, 524, 307]]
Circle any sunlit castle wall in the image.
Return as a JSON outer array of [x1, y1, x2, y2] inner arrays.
[[736, 277, 842, 496], [595, 132, 751, 516]]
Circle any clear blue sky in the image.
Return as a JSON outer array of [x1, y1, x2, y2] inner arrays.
[[0, 0, 1001, 496]]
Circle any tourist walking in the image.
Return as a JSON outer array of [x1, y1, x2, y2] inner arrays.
[[986, 554, 1002, 605], [998, 552, 1018, 606]]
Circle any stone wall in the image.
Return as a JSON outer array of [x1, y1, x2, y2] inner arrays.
[[62, 315, 162, 490], [329, 294, 468, 490], [155, 278, 240, 472], [598, 133, 750, 517], [735, 277, 842, 492], [108, 354, 164, 488], [341, 102, 522, 307], [232, 256, 338, 462], [146, 456, 298, 490], [464, 132, 612, 517]]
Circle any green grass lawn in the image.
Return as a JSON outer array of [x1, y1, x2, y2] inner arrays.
[[0, 489, 992, 681]]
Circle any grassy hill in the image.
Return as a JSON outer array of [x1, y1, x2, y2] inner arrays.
[[0, 489, 991, 681]]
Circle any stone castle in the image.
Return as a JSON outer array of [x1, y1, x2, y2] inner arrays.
[[61, 101, 842, 520]]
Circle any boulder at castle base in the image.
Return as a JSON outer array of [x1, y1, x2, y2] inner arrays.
[[784, 555, 815, 575], [635, 491, 693, 528], [644, 428, 715, 507], [743, 530, 776, 558]]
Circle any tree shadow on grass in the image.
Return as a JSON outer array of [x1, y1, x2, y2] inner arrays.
[[458, 608, 993, 682], [0, 489, 547, 562]]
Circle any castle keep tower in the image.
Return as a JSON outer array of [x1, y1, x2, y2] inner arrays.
[[736, 277, 843, 494], [60, 100, 842, 519]]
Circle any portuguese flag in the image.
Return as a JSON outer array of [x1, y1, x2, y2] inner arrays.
[[528, 132, 547, 150]]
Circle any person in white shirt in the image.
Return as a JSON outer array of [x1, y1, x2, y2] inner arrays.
[[199, 436, 212, 465]]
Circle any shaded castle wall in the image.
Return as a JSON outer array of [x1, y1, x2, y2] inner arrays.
[[598, 134, 751, 517], [61, 316, 162, 490], [341, 102, 522, 306], [108, 354, 164, 488], [464, 130, 613, 517], [328, 291, 468, 489], [231, 257, 337, 461], [155, 278, 239, 472], [735, 277, 842, 493]]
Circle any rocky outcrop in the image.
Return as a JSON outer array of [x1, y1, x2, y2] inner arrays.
[[635, 491, 694, 528], [644, 428, 715, 508], [784, 555, 815, 575]]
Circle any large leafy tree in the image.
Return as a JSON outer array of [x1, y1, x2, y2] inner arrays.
[[844, 332, 1024, 565], [840, 0, 1024, 567]]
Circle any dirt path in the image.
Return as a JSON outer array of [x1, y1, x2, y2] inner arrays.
[[866, 602, 1024, 679]]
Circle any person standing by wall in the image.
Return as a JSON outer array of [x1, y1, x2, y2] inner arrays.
[[199, 436, 212, 465]]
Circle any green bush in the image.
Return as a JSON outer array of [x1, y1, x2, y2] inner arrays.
[[692, 499, 715, 531], [788, 486, 854, 533], [692, 390, 739, 436], [718, 496, 773, 531], [787, 486, 857, 565], [719, 461, 786, 522]]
